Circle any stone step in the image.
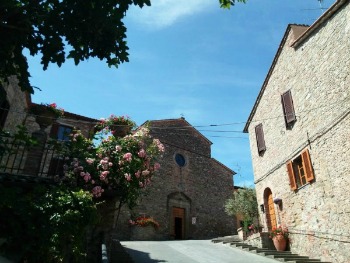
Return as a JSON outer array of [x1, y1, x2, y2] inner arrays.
[[283, 260, 329, 263], [267, 255, 317, 261], [212, 237, 331, 263], [241, 246, 259, 251], [258, 251, 293, 256]]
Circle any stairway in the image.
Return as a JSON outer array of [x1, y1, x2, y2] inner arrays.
[[212, 236, 332, 263]]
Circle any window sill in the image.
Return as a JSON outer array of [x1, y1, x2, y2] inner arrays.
[[297, 183, 310, 191]]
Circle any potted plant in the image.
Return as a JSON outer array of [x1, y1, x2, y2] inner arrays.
[[129, 215, 160, 241], [248, 223, 263, 235], [269, 225, 289, 251], [129, 215, 160, 229], [30, 103, 64, 129], [94, 115, 136, 137]]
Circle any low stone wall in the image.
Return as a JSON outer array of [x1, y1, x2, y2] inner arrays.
[[244, 232, 275, 250], [130, 226, 158, 241]]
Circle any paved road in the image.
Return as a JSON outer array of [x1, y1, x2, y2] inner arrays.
[[120, 240, 277, 263]]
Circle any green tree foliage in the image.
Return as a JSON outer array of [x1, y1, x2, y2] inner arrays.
[[0, 0, 248, 94], [224, 187, 258, 226], [0, 0, 151, 93], [219, 0, 247, 9], [0, 185, 97, 262]]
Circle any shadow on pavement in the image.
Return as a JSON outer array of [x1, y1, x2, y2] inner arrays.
[[123, 247, 167, 263], [110, 240, 166, 263]]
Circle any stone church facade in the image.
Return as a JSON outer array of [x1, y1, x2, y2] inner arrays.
[[116, 118, 236, 240], [2, 80, 237, 241], [243, 1, 350, 262]]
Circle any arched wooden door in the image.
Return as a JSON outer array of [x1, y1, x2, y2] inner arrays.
[[264, 188, 277, 231]]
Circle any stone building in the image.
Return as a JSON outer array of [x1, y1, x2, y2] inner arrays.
[[2, 80, 237, 241], [243, 1, 350, 262], [1, 78, 97, 177], [116, 118, 236, 240], [1, 77, 30, 133]]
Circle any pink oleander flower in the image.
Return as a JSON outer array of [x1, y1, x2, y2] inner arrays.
[[139, 182, 144, 188], [100, 171, 109, 181], [138, 149, 146, 158], [86, 158, 94, 165], [92, 186, 104, 197], [123, 153, 132, 162], [135, 170, 141, 178], [154, 162, 161, 171], [124, 173, 131, 181], [142, 170, 150, 176], [100, 157, 109, 170], [115, 145, 122, 152], [84, 173, 91, 182], [153, 139, 165, 152]]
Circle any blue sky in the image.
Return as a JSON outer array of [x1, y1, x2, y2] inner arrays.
[[27, 0, 334, 187]]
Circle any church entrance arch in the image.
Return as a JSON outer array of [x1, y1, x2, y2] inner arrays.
[[167, 192, 191, 240]]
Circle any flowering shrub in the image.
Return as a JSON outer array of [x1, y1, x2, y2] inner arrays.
[[129, 215, 160, 229], [58, 120, 164, 209], [248, 223, 262, 233], [269, 225, 289, 239], [30, 102, 64, 118], [95, 115, 136, 134]]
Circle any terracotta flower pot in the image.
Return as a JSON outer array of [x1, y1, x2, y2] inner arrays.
[[111, 125, 131, 138], [272, 235, 287, 251]]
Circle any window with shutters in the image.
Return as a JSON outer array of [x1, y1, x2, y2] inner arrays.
[[286, 148, 315, 190], [50, 123, 73, 141], [281, 90, 296, 128], [255, 123, 266, 155], [48, 123, 73, 177]]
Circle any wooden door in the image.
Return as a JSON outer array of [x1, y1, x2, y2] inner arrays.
[[172, 207, 185, 239], [265, 189, 277, 231]]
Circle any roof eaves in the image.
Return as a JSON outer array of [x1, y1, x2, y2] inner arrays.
[[31, 102, 99, 123], [292, 0, 348, 48], [211, 158, 236, 175], [145, 118, 213, 145]]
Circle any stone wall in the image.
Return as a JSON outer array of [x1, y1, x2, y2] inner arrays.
[[113, 118, 236, 241], [1, 76, 30, 132], [246, 2, 350, 263]]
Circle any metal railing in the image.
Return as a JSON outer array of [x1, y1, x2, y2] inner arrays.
[[0, 135, 68, 178]]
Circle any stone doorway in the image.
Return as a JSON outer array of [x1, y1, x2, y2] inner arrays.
[[167, 192, 191, 240], [172, 207, 185, 239]]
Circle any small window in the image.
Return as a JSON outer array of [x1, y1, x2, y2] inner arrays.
[[255, 124, 266, 155], [50, 123, 73, 141], [175, 153, 186, 167], [281, 90, 296, 128], [286, 148, 315, 190]]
